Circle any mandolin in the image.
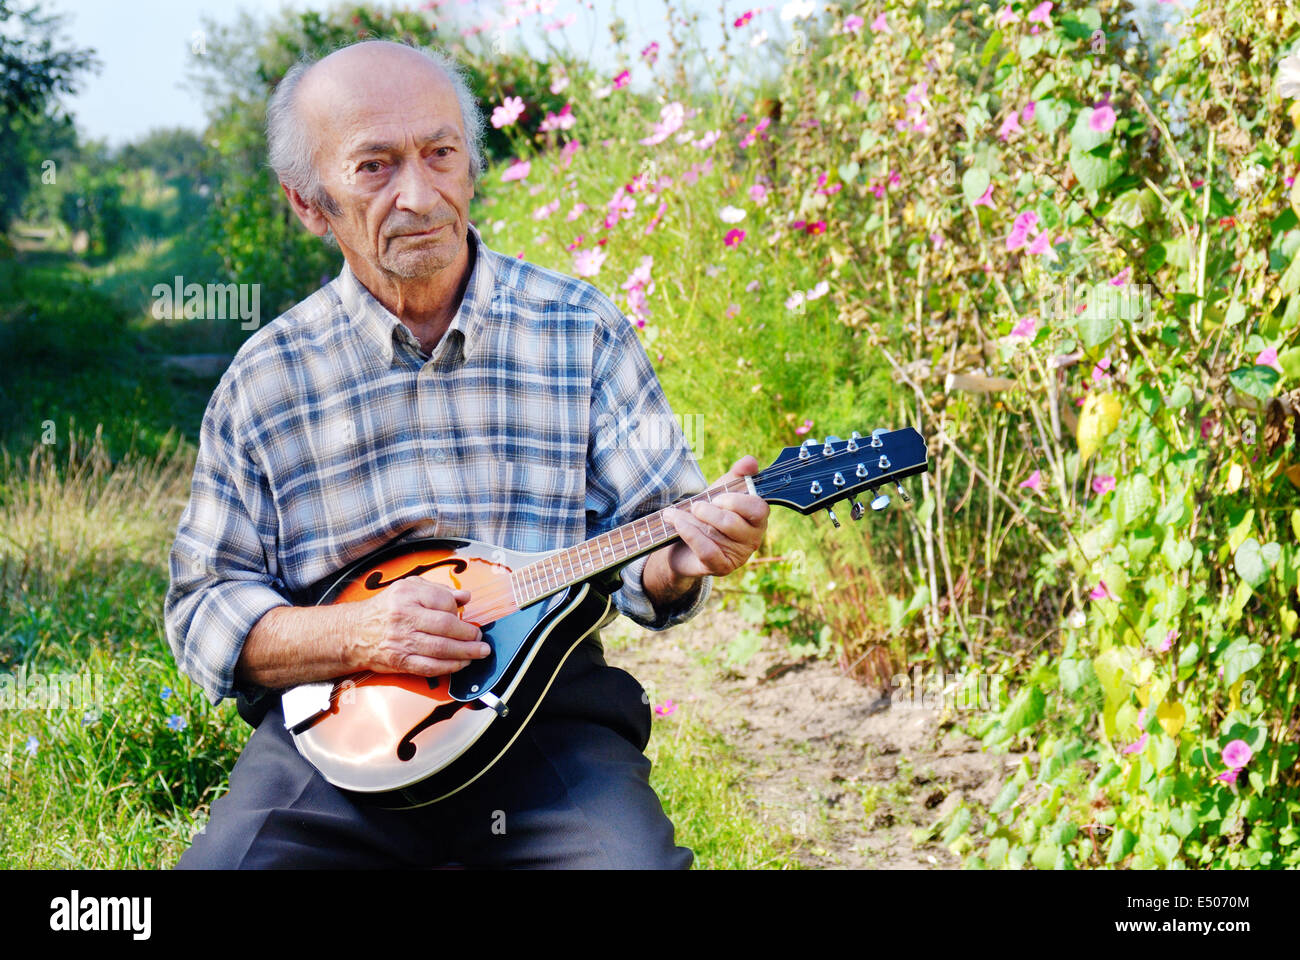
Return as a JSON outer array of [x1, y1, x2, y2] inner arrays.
[[282, 427, 929, 808]]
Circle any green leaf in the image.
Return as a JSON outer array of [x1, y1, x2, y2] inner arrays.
[[1030, 73, 1058, 99], [1229, 365, 1279, 401], [1278, 346, 1300, 382], [1170, 806, 1197, 839], [1001, 685, 1046, 734], [981, 29, 1003, 67], [1162, 538, 1193, 571], [1164, 384, 1192, 408], [1079, 308, 1116, 348], [1151, 833, 1181, 866], [990, 779, 1022, 814], [1106, 828, 1137, 864], [962, 167, 991, 206], [1070, 108, 1112, 153], [1031, 840, 1061, 870], [1222, 637, 1265, 685], [1233, 538, 1272, 589], [1281, 249, 1300, 296], [837, 161, 860, 184], [1035, 98, 1069, 135], [1070, 145, 1122, 194], [1224, 300, 1247, 326]]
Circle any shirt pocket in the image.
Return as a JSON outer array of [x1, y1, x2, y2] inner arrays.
[[487, 460, 585, 553]]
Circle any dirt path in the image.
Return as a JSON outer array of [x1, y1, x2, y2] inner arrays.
[[603, 600, 1011, 869]]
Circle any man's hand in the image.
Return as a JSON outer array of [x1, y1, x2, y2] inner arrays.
[[237, 577, 489, 692], [347, 578, 489, 676], [644, 456, 769, 608]]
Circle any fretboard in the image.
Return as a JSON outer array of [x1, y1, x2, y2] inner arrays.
[[509, 476, 750, 606]]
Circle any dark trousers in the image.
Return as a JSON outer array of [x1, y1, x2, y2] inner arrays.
[[177, 641, 692, 869]]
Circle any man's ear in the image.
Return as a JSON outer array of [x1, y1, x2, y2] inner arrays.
[[281, 183, 331, 237]]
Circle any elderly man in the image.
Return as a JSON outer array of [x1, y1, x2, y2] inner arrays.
[[165, 40, 768, 869]]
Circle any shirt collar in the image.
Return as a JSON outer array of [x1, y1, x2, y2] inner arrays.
[[334, 222, 495, 366]]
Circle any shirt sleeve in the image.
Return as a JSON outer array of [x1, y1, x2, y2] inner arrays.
[[584, 303, 712, 630], [164, 380, 292, 705]]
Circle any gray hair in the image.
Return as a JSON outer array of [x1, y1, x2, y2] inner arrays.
[[266, 42, 486, 216]]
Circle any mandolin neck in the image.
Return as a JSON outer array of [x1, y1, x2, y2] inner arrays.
[[509, 476, 752, 606]]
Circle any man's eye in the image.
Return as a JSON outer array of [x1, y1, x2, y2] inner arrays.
[[434, 147, 452, 158], [359, 161, 383, 174]]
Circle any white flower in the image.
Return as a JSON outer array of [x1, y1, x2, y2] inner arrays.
[[785, 290, 805, 311], [805, 280, 830, 301], [1279, 54, 1300, 99], [781, 0, 815, 21], [751, 29, 769, 47], [719, 205, 747, 223]]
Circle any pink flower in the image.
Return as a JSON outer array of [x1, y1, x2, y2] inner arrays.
[[1027, 1, 1053, 25], [806, 220, 827, 236], [491, 96, 526, 129], [870, 183, 886, 199], [1011, 315, 1038, 338], [724, 229, 746, 247], [795, 419, 814, 435], [539, 103, 575, 133], [573, 247, 607, 277], [929, 232, 945, 248], [1089, 580, 1116, 601], [694, 129, 722, 150], [612, 69, 631, 89], [621, 255, 654, 293], [1222, 740, 1253, 769], [1256, 346, 1280, 369], [998, 112, 1023, 141], [565, 202, 587, 222], [500, 159, 531, 182], [1021, 101, 1036, 124], [1019, 469, 1044, 493], [844, 14, 865, 32], [888, 170, 901, 187], [1217, 768, 1241, 785], [654, 698, 677, 717], [532, 199, 560, 220], [734, 10, 754, 27], [749, 183, 769, 204], [1156, 628, 1176, 653], [906, 81, 928, 104], [550, 73, 570, 95], [1110, 267, 1131, 286], [1027, 230, 1059, 261], [643, 202, 667, 236], [1089, 104, 1117, 133], [996, 5, 1019, 26], [1092, 356, 1112, 382], [1006, 210, 1040, 251], [1121, 733, 1148, 755], [641, 41, 659, 64], [640, 102, 685, 145], [1200, 417, 1218, 440], [973, 183, 996, 208], [870, 13, 891, 33], [1091, 475, 1116, 495]]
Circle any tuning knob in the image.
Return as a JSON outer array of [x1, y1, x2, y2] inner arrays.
[[895, 483, 912, 503], [826, 507, 841, 528], [871, 493, 891, 511], [850, 499, 866, 520]]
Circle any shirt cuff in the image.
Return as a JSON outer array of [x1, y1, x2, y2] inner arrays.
[[612, 553, 712, 631]]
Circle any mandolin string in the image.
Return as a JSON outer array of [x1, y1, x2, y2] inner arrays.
[[316, 477, 755, 706]]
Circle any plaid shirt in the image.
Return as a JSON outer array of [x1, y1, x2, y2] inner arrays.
[[165, 225, 710, 705]]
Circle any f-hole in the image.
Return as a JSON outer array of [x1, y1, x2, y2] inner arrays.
[[364, 557, 468, 591]]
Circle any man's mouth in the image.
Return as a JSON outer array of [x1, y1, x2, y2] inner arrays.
[[391, 224, 449, 239]]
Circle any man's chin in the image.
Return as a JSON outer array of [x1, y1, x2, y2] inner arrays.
[[380, 240, 458, 279]]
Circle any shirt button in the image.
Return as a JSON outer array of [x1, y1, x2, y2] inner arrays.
[[433, 449, 447, 462]]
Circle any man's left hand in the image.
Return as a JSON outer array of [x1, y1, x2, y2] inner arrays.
[[660, 455, 769, 580]]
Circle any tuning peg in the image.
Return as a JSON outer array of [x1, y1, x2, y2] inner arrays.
[[871, 493, 891, 511], [895, 483, 912, 503], [826, 506, 841, 528], [850, 499, 866, 521]]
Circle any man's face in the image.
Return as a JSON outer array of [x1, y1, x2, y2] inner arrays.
[[306, 59, 474, 281]]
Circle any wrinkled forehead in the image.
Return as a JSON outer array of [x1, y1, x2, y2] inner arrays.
[[301, 53, 464, 158]]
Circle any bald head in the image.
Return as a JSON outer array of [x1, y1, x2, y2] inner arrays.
[[266, 41, 485, 215]]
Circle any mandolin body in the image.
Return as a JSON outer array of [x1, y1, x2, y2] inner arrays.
[[288, 537, 620, 809]]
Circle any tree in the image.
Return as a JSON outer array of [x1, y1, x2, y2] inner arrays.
[[0, 0, 98, 232]]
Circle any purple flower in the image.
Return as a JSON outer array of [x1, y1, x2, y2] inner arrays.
[[166, 715, 188, 732]]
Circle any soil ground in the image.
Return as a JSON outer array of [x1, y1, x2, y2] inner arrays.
[[603, 599, 1014, 869]]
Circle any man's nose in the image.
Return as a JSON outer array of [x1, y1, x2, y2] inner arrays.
[[392, 156, 441, 216]]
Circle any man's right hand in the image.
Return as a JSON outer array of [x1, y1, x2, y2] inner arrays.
[[237, 578, 490, 692], [346, 578, 490, 676]]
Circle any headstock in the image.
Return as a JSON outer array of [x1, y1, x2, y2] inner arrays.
[[754, 427, 929, 524]]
